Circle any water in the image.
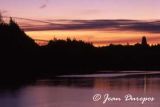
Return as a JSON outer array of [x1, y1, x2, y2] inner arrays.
[[0, 71, 160, 107]]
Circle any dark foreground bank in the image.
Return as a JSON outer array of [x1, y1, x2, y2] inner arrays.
[[1, 17, 160, 82]]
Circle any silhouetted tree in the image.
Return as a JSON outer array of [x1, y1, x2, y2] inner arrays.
[[0, 12, 3, 23], [0, 12, 6, 25], [1, 16, 160, 82], [141, 36, 148, 46]]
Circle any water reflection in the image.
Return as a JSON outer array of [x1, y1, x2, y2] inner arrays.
[[0, 72, 160, 107]]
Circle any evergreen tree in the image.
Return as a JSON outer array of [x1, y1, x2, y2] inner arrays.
[[0, 12, 4, 23]]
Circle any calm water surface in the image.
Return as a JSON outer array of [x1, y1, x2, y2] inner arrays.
[[0, 71, 160, 107]]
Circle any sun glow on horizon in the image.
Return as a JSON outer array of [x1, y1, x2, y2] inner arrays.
[[26, 30, 160, 46], [1, 0, 160, 46]]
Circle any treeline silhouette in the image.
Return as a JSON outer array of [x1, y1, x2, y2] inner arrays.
[[1, 16, 160, 81]]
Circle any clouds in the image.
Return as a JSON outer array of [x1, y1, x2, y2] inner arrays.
[[40, 4, 47, 9], [20, 19, 160, 33], [40, 0, 49, 9]]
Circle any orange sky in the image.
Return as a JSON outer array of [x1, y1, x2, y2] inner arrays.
[[1, 0, 160, 46], [26, 30, 160, 46]]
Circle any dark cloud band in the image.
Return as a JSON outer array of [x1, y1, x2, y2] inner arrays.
[[8, 18, 160, 33]]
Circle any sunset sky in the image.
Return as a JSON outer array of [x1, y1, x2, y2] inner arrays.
[[0, 0, 160, 46]]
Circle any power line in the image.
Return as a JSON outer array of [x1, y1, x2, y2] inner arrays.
[[3, 16, 55, 24]]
